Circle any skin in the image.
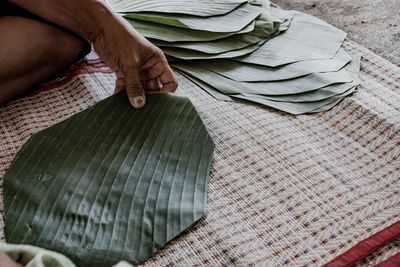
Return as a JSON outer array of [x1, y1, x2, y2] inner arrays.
[[0, 16, 88, 104], [0, 0, 178, 108], [0, 1, 178, 265]]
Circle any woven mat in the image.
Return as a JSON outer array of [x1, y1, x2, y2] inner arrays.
[[0, 40, 399, 266]]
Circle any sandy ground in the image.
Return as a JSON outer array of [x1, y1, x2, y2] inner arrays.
[[273, 0, 400, 66]]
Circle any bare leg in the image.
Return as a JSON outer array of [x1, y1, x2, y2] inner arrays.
[[0, 16, 88, 105]]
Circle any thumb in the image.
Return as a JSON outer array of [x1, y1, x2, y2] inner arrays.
[[124, 67, 146, 109]]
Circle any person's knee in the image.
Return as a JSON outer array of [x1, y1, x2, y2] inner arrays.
[[0, 16, 89, 104], [46, 25, 89, 64], [24, 18, 89, 66]]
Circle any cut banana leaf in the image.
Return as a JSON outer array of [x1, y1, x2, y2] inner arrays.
[[248, 0, 272, 8], [309, 92, 355, 113], [242, 82, 357, 102], [182, 69, 358, 103], [151, 30, 262, 55], [180, 72, 234, 102], [108, 0, 247, 16], [184, 53, 360, 101], [233, 87, 356, 114], [242, 53, 360, 102], [179, 72, 357, 114], [163, 40, 265, 60], [152, 13, 280, 54], [4, 93, 214, 267], [236, 9, 347, 66], [278, 12, 294, 31], [172, 61, 353, 95], [123, 3, 261, 33], [194, 48, 352, 81], [126, 18, 256, 42]]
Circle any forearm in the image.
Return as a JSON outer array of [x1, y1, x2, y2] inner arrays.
[[9, 0, 178, 108], [9, 0, 113, 41]]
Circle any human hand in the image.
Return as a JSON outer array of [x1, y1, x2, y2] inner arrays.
[[8, 0, 177, 109], [92, 11, 178, 108]]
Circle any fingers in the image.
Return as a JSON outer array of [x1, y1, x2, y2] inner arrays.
[[145, 78, 162, 91], [119, 48, 177, 109], [142, 62, 178, 92], [114, 71, 125, 94], [159, 66, 178, 92], [124, 66, 146, 109], [141, 49, 178, 92]]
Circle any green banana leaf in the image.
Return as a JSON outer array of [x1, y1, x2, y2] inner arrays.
[[123, 3, 261, 33], [151, 12, 280, 54], [178, 55, 360, 114], [179, 55, 360, 114], [162, 40, 266, 60], [126, 18, 256, 42], [4, 93, 214, 267], [181, 72, 235, 102], [108, 0, 247, 16], [179, 72, 357, 114], [172, 61, 353, 95], [233, 88, 356, 114], [309, 92, 354, 113], [181, 69, 358, 102], [193, 48, 352, 81], [236, 9, 347, 66], [250, 55, 361, 102], [248, 0, 271, 8], [243, 82, 357, 103], [278, 12, 293, 31], [152, 7, 285, 59]]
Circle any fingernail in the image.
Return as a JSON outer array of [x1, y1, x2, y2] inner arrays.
[[133, 96, 145, 109], [157, 80, 163, 89]]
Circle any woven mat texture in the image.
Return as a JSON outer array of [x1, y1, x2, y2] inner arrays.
[[0, 40, 399, 266]]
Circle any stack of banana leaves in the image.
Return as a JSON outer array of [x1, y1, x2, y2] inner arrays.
[[108, 0, 360, 114]]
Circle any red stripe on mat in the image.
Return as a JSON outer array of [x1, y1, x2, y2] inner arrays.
[[36, 66, 113, 94], [323, 221, 400, 267], [374, 253, 400, 267], [27, 58, 111, 96]]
